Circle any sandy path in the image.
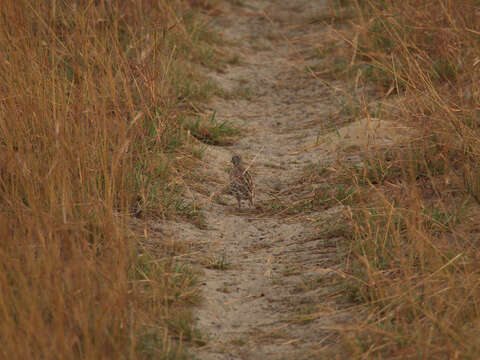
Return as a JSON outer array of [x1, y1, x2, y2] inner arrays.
[[168, 1, 362, 359]]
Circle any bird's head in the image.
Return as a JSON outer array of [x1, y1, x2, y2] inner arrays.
[[231, 155, 241, 166]]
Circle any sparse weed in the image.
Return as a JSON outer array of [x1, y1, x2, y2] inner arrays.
[[206, 251, 230, 270], [167, 311, 206, 346]]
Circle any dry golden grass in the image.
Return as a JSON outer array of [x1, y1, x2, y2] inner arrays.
[[0, 0, 221, 358], [323, 0, 480, 358]]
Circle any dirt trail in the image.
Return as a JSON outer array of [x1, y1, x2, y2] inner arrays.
[[168, 1, 367, 358]]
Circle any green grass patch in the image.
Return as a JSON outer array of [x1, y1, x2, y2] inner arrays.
[[182, 111, 240, 146]]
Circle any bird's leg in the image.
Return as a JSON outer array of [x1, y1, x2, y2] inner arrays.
[[237, 197, 241, 209]]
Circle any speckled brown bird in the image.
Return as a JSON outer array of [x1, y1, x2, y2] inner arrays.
[[229, 155, 255, 209]]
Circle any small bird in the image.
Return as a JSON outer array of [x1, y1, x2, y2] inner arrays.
[[229, 155, 255, 209]]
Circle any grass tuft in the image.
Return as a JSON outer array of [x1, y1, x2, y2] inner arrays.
[[182, 111, 240, 146]]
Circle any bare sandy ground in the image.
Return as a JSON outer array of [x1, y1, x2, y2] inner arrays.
[[164, 1, 408, 359]]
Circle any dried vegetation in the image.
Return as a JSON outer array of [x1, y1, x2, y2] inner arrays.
[[0, 0, 223, 358], [317, 0, 480, 358]]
